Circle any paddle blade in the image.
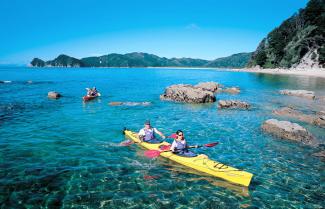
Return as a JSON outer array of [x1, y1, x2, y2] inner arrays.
[[169, 133, 177, 139], [204, 142, 219, 147], [144, 150, 161, 158]]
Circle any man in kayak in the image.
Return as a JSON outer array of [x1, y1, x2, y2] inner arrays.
[[138, 120, 166, 143], [170, 130, 197, 157]]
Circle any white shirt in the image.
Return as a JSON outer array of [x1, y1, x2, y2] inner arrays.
[[170, 139, 187, 151], [138, 128, 158, 136]]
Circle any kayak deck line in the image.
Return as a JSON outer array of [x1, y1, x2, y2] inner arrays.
[[123, 129, 253, 187]]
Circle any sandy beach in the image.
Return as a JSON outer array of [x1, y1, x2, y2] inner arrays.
[[230, 68, 325, 78]]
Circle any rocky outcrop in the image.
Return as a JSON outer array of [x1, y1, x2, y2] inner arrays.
[[194, 82, 220, 93], [218, 100, 250, 109], [279, 90, 315, 100], [48, 91, 61, 99], [160, 84, 216, 103], [261, 119, 317, 146], [109, 101, 151, 106], [273, 107, 325, 128], [221, 87, 241, 94]]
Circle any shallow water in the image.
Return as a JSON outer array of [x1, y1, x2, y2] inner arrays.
[[0, 67, 324, 208]]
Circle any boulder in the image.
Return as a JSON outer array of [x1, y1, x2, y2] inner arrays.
[[279, 89, 315, 100], [222, 87, 240, 94], [194, 82, 220, 92], [218, 100, 250, 109], [160, 84, 216, 103], [261, 119, 317, 146], [48, 91, 61, 99]]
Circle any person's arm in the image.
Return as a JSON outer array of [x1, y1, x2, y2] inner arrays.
[[170, 140, 177, 151], [154, 128, 166, 139], [138, 129, 145, 141]]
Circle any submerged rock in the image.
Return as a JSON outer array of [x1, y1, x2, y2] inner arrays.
[[222, 87, 241, 94], [194, 82, 220, 92], [218, 100, 250, 109], [273, 107, 315, 123], [273, 107, 325, 128], [109, 101, 151, 106], [48, 91, 61, 99], [261, 119, 317, 146], [279, 89, 315, 100], [160, 84, 216, 103], [312, 151, 325, 161]]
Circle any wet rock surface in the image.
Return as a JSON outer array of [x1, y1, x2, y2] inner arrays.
[[218, 100, 250, 109], [279, 89, 315, 100], [160, 84, 216, 103], [261, 119, 317, 146]]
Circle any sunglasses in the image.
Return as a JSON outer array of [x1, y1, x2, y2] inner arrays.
[[178, 134, 183, 136]]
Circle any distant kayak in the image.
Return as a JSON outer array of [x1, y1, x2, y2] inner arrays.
[[123, 129, 253, 187], [83, 93, 100, 101]]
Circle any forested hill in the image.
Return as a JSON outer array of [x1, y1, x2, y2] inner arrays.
[[30, 52, 252, 68], [247, 0, 325, 69]]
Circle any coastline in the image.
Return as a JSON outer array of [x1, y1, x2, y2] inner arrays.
[[27, 65, 325, 78], [147, 66, 325, 78]]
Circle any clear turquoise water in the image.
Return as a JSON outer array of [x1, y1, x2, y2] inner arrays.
[[0, 67, 324, 208]]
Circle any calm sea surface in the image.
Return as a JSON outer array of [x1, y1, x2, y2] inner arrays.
[[0, 67, 324, 208]]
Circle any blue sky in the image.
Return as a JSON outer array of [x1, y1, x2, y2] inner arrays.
[[0, 0, 308, 64]]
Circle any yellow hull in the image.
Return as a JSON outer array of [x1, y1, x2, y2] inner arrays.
[[124, 130, 253, 187]]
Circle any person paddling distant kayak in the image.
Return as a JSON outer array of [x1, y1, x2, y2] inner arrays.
[[86, 87, 99, 96], [138, 120, 166, 143], [170, 130, 197, 157]]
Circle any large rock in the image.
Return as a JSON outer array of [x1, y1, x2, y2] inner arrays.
[[48, 91, 61, 99], [194, 82, 220, 92], [222, 87, 241, 94], [261, 119, 317, 146], [218, 100, 250, 109], [279, 89, 315, 100], [160, 84, 216, 103]]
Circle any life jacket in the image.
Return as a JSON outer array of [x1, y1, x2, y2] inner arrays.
[[143, 128, 156, 141], [174, 140, 187, 153]]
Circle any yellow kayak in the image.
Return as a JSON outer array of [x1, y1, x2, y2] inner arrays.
[[123, 129, 253, 187]]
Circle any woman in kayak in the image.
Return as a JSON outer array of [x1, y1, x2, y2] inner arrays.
[[170, 130, 197, 157], [138, 120, 166, 143]]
